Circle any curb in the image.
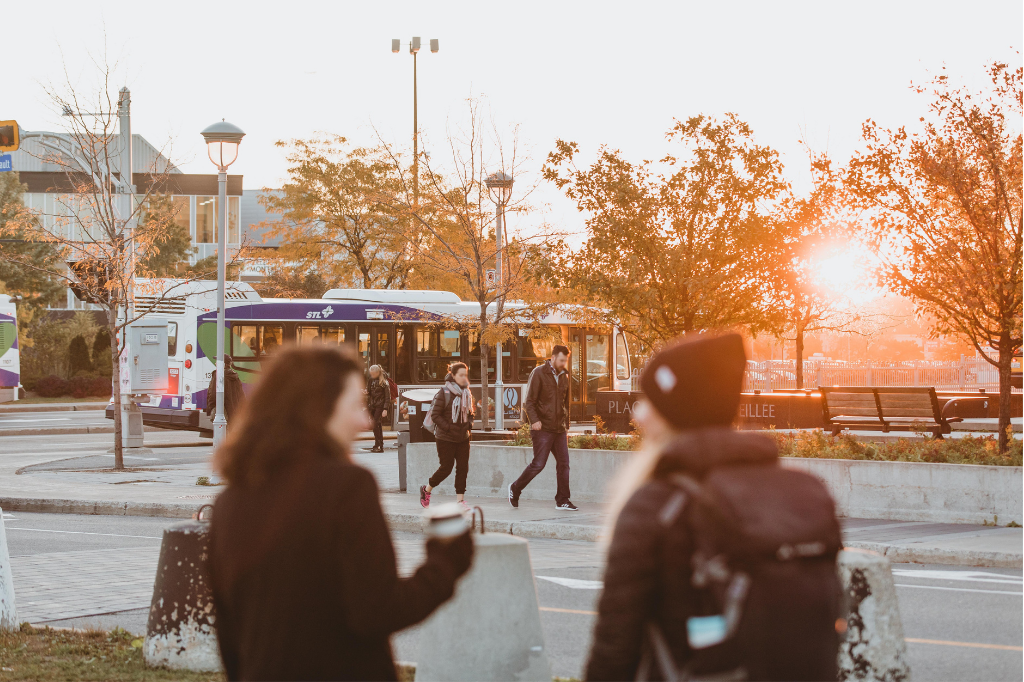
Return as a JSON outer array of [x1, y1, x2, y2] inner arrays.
[[0, 403, 108, 414], [0, 426, 118, 437], [2, 496, 1017, 568], [843, 540, 1023, 569]]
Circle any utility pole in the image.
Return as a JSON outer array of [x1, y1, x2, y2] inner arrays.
[[392, 37, 438, 208]]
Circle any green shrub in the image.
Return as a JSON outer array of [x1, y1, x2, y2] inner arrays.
[[69, 334, 92, 375], [766, 429, 1022, 467], [34, 374, 69, 398], [92, 327, 113, 376]]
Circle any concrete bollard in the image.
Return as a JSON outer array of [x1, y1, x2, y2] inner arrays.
[[414, 531, 551, 681], [143, 509, 222, 672], [838, 548, 911, 682], [0, 506, 17, 631]]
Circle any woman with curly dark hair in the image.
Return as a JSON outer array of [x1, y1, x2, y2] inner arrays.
[[209, 345, 473, 681]]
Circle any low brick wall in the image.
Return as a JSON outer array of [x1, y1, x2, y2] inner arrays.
[[406, 442, 1023, 524]]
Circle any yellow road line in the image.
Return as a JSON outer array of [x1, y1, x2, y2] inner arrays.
[[905, 638, 1023, 652], [540, 606, 598, 616]]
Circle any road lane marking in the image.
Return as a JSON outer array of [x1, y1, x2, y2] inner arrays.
[[894, 583, 1022, 596], [540, 607, 597, 616], [891, 569, 1022, 585], [537, 576, 603, 590], [905, 638, 1023, 652], [0, 418, 73, 422], [3, 527, 163, 540]]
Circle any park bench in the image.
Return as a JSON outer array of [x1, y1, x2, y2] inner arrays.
[[819, 386, 986, 439]]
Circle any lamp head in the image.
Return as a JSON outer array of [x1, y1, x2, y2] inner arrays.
[[201, 120, 245, 169], [392, 39, 401, 53], [485, 171, 514, 205], [410, 36, 421, 53]]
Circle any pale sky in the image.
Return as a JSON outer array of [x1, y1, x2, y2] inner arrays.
[[6, 0, 1022, 239]]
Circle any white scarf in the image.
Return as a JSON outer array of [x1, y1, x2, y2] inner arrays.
[[446, 379, 473, 423]]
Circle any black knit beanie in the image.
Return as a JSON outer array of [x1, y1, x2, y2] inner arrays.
[[639, 333, 746, 429]]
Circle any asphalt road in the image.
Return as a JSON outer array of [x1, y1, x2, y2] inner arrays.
[[2, 511, 1020, 681], [0, 408, 113, 431]]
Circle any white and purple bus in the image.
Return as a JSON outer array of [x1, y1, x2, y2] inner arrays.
[[0, 294, 18, 402], [115, 279, 634, 434]]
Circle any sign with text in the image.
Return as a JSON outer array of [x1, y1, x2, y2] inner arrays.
[[0, 122, 18, 152], [0, 153, 11, 172]]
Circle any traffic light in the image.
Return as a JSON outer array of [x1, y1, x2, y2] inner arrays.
[[0, 121, 18, 152]]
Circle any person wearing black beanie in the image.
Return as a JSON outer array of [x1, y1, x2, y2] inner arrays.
[[585, 333, 842, 682]]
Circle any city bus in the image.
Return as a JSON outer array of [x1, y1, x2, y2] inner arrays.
[[0, 294, 18, 402], [114, 279, 633, 434]]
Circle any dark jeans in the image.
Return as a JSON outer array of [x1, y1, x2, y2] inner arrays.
[[512, 430, 570, 505], [429, 439, 471, 495], [372, 416, 384, 448]]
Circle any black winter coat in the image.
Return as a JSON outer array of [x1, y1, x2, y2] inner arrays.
[[523, 360, 570, 433], [429, 383, 473, 443], [205, 367, 245, 421], [209, 457, 473, 681], [367, 378, 391, 419], [585, 428, 778, 682]]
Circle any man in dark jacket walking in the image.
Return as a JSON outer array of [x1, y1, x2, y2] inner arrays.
[[509, 344, 578, 510]]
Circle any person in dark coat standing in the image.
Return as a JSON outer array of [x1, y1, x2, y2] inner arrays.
[[205, 355, 245, 423], [366, 364, 391, 452], [209, 346, 473, 681], [585, 334, 841, 681], [419, 362, 474, 511], [509, 344, 577, 510]]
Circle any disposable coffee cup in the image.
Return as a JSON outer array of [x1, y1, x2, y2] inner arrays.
[[424, 502, 471, 542]]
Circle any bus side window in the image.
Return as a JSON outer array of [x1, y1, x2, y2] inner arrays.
[[260, 325, 284, 356], [297, 325, 320, 344], [235, 325, 258, 357], [167, 322, 178, 357]]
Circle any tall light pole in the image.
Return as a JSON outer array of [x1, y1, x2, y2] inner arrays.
[[201, 120, 245, 449], [392, 36, 438, 207], [486, 171, 513, 431]]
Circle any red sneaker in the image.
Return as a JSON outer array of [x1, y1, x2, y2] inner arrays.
[[419, 485, 431, 508]]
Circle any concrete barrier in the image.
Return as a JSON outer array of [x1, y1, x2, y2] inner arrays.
[[781, 457, 1022, 525], [407, 443, 1023, 524], [0, 506, 17, 630], [144, 517, 222, 672], [837, 548, 910, 681], [414, 532, 550, 681]]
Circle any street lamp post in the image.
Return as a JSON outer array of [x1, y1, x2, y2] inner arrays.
[[486, 171, 514, 431], [392, 37, 438, 207], [201, 120, 245, 449]]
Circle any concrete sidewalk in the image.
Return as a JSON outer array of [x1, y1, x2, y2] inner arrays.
[[0, 430, 1020, 567]]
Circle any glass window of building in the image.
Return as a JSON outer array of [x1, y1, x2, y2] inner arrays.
[[228, 196, 240, 244], [196, 196, 216, 243], [172, 196, 191, 235], [615, 333, 630, 380]]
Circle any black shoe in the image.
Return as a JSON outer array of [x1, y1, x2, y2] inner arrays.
[[509, 483, 520, 509], [556, 501, 579, 511]]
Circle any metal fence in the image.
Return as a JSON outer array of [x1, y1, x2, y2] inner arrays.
[[628, 360, 1015, 393]]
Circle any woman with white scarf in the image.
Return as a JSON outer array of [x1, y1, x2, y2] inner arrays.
[[420, 362, 475, 511]]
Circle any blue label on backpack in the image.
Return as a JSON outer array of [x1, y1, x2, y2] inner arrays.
[[687, 615, 728, 649]]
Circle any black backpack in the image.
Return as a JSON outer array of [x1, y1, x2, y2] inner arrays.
[[639, 465, 843, 682]]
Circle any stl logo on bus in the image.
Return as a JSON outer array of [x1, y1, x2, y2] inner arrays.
[[305, 305, 335, 320]]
